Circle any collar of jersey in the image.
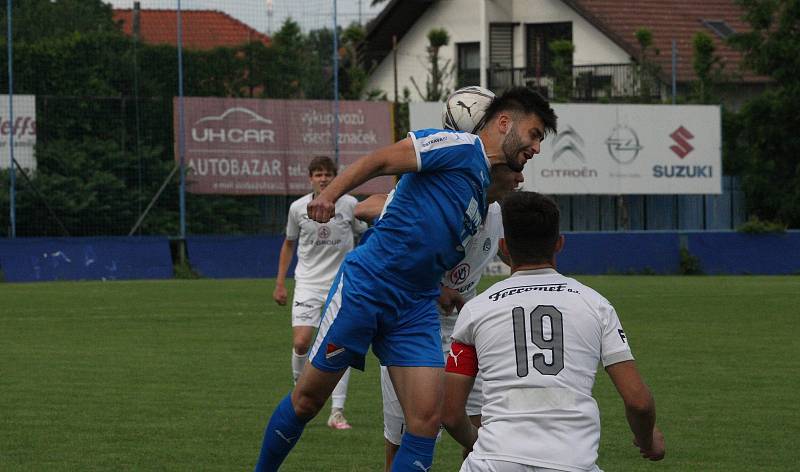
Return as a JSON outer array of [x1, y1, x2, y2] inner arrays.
[[511, 268, 558, 277], [476, 136, 491, 169]]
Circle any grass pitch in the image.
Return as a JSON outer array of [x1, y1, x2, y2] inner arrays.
[[1, 275, 798, 471]]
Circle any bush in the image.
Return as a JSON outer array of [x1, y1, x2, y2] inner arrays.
[[737, 217, 787, 234], [679, 248, 703, 275]]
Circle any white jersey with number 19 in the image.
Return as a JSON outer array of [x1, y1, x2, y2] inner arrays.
[[449, 268, 634, 472]]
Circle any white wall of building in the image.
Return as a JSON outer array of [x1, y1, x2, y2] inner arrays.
[[366, 0, 632, 101], [366, 0, 483, 102]]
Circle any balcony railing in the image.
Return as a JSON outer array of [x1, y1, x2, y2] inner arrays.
[[458, 63, 663, 101]]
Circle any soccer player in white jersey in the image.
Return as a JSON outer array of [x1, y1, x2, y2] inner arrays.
[[254, 88, 557, 472], [443, 191, 665, 472], [272, 156, 367, 430]]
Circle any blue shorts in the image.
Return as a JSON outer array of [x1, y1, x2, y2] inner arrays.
[[308, 259, 443, 371]]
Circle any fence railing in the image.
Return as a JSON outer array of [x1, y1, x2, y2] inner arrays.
[[458, 63, 663, 101]]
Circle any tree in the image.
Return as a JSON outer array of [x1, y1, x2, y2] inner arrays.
[[691, 32, 724, 104], [549, 39, 575, 102], [410, 28, 454, 101], [268, 18, 309, 98], [0, 0, 116, 44], [633, 28, 661, 101], [339, 23, 370, 99], [726, 0, 800, 227], [0, 3, 382, 237]]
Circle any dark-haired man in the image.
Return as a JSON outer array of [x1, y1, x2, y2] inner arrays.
[[443, 191, 665, 472], [272, 156, 366, 430], [254, 88, 557, 472]]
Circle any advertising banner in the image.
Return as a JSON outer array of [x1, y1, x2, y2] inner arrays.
[[409, 102, 722, 194], [0, 95, 37, 172], [174, 97, 395, 195]]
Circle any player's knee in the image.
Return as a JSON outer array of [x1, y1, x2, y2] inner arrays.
[[405, 408, 442, 435], [291, 389, 325, 419], [293, 344, 309, 356]]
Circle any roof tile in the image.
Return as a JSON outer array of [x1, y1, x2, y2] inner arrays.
[[569, 0, 765, 83], [113, 9, 271, 50]]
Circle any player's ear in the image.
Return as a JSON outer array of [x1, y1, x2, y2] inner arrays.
[[499, 238, 511, 261], [554, 234, 565, 255], [497, 113, 512, 134]]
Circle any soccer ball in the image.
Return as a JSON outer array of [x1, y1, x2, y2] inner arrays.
[[442, 86, 496, 134]]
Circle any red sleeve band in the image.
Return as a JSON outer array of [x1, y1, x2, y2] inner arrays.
[[445, 341, 478, 377]]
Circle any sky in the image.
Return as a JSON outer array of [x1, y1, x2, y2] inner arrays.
[[104, 0, 386, 34]]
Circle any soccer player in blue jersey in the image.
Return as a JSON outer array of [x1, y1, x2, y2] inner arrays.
[[253, 87, 557, 472]]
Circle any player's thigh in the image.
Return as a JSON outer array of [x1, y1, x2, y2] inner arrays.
[[308, 266, 381, 372], [373, 295, 443, 368], [386, 365, 444, 421], [291, 286, 328, 328], [461, 458, 577, 472]]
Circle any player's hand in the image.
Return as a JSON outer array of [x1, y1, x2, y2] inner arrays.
[[308, 195, 336, 223], [634, 426, 665, 461], [273, 284, 287, 306], [438, 286, 465, 316]]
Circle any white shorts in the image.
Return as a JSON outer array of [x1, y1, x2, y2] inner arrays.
[[290, 286, 329, 327], [461, 457, 602, 472], [380, 363, 483, 445]]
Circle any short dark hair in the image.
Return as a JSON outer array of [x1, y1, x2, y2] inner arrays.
[[483, 87, 557, 137], [501, 191, 561, 265], [308, 156, 337, 176]]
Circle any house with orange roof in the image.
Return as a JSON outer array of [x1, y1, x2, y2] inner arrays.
[[113, 8, 270, 50], [363, 0, 765, 105]]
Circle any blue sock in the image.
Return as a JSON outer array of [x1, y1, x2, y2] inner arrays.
[[254, 394, 309, 472], [391, 431, 436, 471]]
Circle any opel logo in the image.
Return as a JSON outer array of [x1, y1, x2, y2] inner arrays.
[[605, 125, 643, 164]]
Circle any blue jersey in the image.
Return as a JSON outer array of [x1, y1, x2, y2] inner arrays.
[[350, 129, 490, 292]]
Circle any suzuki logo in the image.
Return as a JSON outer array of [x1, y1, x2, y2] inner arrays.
[[669, 126, 694, 158]]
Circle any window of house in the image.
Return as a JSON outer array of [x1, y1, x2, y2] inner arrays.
[[702, 19, 735, 39], [489, 23, 515, 70], [526, 22, 573, 77], [457, 42, 481, 87]]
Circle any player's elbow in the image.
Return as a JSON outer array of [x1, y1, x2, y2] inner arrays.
[[624, 390, 655, 417]]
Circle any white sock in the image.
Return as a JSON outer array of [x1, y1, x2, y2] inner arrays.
[[291, 349, 308, 384], [331, 367, 351, 410]]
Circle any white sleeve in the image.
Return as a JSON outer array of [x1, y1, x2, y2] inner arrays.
[[451, 303, 476, 345], [599, 301, 635, 367], [285, 205, 300, 240], [407, 132, 423, 171]]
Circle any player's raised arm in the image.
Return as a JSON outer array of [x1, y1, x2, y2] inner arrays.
[[308, 139, 417, 223], [605, 360, 665, 461]]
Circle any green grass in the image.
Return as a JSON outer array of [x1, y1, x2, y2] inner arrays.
[[1, 276, 798, 471]]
